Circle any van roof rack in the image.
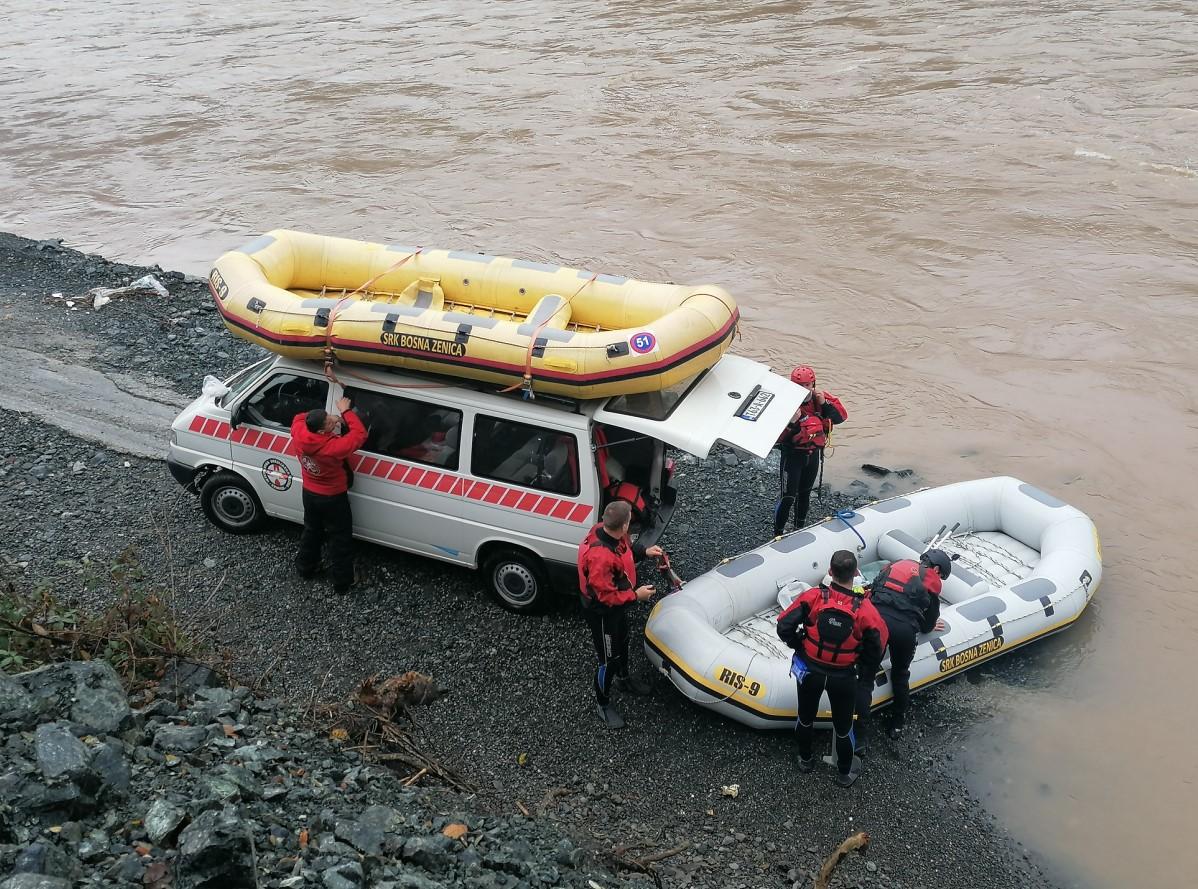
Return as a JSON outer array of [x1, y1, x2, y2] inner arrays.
[[373, 363, 586, 414]]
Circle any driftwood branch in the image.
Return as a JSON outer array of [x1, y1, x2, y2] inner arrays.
[[815, 831, 870, 889]]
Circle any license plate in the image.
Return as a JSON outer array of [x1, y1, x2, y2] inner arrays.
[[738, 389, 774, 421]]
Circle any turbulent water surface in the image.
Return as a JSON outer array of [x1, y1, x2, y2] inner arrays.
[[3, 1, 1196, 885]]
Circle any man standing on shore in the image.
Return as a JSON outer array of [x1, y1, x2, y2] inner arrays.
[[577, 501, 663, 729], [777, 550, 887, 786], [291, 396, 368, 595], [773, 365, 847, 536]]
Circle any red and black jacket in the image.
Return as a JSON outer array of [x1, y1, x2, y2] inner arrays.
[[577, 524, 647, 612], [776, 581, 888, 673], [776, 393, 847, 451], [869, 559, 942, 634], [290, 410, 368, 496]]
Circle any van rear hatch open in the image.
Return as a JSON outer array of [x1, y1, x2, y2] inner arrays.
[[592, 355, 809, 459]]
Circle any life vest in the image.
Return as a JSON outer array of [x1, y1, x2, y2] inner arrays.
[[801, 585, 865, 668], [869, 559, 938, 628], [593, 426, 647, 516]]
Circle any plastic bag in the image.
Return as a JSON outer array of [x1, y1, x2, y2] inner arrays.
[[202, 374, 230, 400]]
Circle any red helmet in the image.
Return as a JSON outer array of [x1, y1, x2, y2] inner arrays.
[[790, 365, 816, 386]]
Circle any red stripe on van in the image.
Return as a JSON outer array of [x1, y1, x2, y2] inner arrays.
[[500, 489, 522, 508], [189, 416, 205, 433], [515, 493, 539, 512], [283, 440, 297, 457], [388, 464, 409, 483], [484, 486, 506, 504], [435, 474, 456, 493], [371, 460, 393, 477], [568, 504, 592, 523], [467, 481, 490, 500], [200, 418, 218, 437], [418, 471, 441, 489], [551, 500, 575, 519], [271, 436, 289, 454], [357, 457, 378, 476], [243, 429, 262, 448], [215, 422, 231, 440], [405, 469, 426, 487], [533, 497, 557, 516], [229, 426, 248, 443]]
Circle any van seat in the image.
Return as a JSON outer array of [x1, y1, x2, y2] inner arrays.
[[492, 433, 576, 494]]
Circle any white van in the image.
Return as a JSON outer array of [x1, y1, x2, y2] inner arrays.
[[166, 354, 806, 612]]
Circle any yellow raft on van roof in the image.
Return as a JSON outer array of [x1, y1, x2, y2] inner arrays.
[[208, 230, 739, 400]]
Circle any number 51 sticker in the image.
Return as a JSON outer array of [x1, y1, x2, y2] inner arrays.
[[629, 332, 657, 354]]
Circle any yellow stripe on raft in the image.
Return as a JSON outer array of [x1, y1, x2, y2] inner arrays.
[[209, 230, 739, 400]]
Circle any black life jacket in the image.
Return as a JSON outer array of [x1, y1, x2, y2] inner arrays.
[[869, 559, 931, 628], [801, 585, 864, 668]]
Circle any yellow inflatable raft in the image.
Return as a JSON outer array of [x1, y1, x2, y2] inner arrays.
[[208, 230, 739, 400]]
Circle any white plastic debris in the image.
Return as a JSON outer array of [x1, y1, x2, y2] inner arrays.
[[87, 273, 170, 310], [720, 784, 740, 798], [51, 291, 63, 299], [202, 374, 231, 399], [71, 461, 86, 474]]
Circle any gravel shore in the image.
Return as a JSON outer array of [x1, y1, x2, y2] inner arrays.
[[1, 232, 1053, 888]]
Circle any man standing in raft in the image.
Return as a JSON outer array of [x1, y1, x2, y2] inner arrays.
[[773, 365, 847, 536], [291, 396, 369, 595], [577, 500, 663, 729]]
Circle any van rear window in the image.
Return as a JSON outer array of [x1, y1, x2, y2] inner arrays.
[[472, 416, 580, 497], [601, 370, 705, 421]]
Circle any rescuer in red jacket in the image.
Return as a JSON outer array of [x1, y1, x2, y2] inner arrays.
[[577, 500, 663, 729], [857, 549, 951, 743], [777, 550, 888, 786], [773, 365, 848, 536], [291, 397, 369, 595]]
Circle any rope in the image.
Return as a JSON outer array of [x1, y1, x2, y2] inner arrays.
[[322, 247, 424, 387], [499, 273, 598, 400]]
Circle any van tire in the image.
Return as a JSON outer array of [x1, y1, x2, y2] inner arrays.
[[201, 471, 267, 534], [482, 548, 551, 614]]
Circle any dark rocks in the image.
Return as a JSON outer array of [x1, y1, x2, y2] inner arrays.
[[11, 661, 131, 733], [33, 723, 89, 779], [0, 675, 38, 730], [152, 724, 209, 753], [401, 836, 454, 872], [176, 808, 255, 889], [0, 875, 73, 889], [160, 659, 221, 699], [11, 843, 81, 882], [322, 861, 365, 889], [335, 804, 398, 856], [144, 799, 188, 845], [90, 741, 131, 796]]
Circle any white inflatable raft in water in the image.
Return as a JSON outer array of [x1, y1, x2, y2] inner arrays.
[[644, 477, 1101, 728]]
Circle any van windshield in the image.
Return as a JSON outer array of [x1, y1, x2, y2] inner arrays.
[[221, 358, 273, 406], [600, 370, 706, 421]]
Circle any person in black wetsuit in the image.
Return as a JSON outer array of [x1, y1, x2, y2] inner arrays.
[[773, 365, 848, 536], [856, 549, 952, 746]]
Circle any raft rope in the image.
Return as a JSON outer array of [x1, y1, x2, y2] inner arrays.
[[322, 247, 424, 388], [500, 272, 598, 400]]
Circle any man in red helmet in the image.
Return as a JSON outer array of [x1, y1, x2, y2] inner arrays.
[[773, 365, 847, 536]]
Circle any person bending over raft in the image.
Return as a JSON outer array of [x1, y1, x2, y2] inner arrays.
[[773, 365, 847, 536], [777, 550, 888, 787], [856, 549, 951, 746]]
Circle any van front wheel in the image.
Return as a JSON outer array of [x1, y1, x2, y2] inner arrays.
[[201, 471, 267, 534], [482, 549, 551, 614]]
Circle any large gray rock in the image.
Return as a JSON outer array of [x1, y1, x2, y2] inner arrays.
[[12, 662, 131, 733], [334, 804, 398, 857], [34, 724, 89, 780], [0, 674, 38, 729], [176, 808, 255, 889], [152, 724, 209, 753], [12, 843, 82, 881], [144, 798, 187, 846], [90, 742, 130, 796], [0, 876, 73, 889], [322, 861, 364, 889], [160, 660, 220, 698]]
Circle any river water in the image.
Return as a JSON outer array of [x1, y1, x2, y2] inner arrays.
[[3, 1, 1195, 884]]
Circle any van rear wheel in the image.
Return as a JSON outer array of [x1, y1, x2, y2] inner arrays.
[[482, 548, 551, 614], [201, 471, 267, 534]]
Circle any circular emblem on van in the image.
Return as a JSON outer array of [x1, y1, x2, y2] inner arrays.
[[262, 458, 293, 491], [629, 332, 657, 354]]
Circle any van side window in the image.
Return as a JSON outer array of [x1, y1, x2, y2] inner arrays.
[[242, 374, 329, 430], [344, 387, 461, 470], [472, 416, 580, 496]]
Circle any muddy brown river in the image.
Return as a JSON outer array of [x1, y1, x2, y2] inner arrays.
[[3, 1, 1196, 884]]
